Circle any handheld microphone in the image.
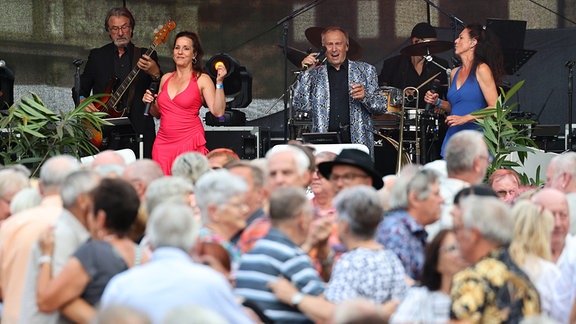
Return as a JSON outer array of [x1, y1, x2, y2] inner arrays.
[[143, 80, 160, 116], [302, 46, 327, 71], [425, 79, 440, 110]]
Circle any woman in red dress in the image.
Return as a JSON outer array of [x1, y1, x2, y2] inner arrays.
[[143, 31, 226, 174]]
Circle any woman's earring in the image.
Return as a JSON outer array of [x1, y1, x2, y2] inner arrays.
[[192, 57, 197, 64]]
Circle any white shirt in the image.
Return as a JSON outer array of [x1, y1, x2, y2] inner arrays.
[[555, 234, 576, 323], [390, 286, 451, 324], [521, 255, 566, 323]]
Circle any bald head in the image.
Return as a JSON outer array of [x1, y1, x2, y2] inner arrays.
[[92, 150, 126, 167], [122, 159, 164, 200], [532, 188, 569, 254]]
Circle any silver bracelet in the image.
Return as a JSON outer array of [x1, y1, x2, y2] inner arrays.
[[39, 255, 52, 265]]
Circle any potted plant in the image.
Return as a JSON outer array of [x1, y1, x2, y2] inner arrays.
[[0, 93, 110, 176], [472, 80, 541, 185]]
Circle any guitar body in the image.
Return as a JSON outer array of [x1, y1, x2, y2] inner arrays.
[[93, 78, 127, 119]]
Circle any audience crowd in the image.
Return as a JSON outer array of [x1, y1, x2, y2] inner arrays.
[[0, 130, 574, 323]]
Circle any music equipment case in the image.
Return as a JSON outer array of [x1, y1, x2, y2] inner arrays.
[[204, 126, 270, 160]]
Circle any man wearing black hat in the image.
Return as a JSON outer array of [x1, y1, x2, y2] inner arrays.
[[378, 22, 450, 162], [379, 22, 449, 107], [317, 148, 383, 194]]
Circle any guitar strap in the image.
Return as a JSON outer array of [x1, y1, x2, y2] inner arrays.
[[125, 45, 140, 115]]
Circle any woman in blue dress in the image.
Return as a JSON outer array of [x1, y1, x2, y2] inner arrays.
[[424, 24, 504, 157]]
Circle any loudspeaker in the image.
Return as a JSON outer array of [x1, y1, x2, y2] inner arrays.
[[100, 117, 139, 156], [205, 126, 270, 159]]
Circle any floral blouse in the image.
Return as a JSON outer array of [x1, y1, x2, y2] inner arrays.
[[450, 247, 541, 323]]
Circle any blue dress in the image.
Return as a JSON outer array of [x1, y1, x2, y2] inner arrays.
[[441, 68, 487, 156]]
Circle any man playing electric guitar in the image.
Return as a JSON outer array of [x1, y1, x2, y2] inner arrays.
[[79, 7, 161, 158]]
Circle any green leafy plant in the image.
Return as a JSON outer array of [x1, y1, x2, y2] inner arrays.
[[0, 93, 110, 176], [472, 80, 540, 185]]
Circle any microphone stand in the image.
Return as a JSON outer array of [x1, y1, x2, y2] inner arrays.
[[423, 0, 465, 68], [72, 59, 84, 106], [567, 60, 575, 151], [276, 0, 325, 142]]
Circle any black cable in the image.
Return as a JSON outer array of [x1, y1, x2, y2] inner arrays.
[[525, 0, 576, 25]]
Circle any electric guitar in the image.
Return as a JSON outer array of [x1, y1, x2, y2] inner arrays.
[[95, 20, 176, 118]]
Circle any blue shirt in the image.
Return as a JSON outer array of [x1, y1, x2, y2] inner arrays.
[[376, 209, 427, 280], [100, 247, 252, 324], [235, 227, 325, 324]]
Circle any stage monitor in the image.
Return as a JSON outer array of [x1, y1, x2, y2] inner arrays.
[[302, 132, 341, 144], [486, 18, 527, 50]]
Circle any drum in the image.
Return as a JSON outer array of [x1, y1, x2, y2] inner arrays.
[[374, 133, 412, 176], [381, 86, 403, 113]]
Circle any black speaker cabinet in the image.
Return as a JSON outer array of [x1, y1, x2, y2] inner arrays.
[[204, 126, 270, 160]]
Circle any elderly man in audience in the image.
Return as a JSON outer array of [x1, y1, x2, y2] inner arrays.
[[122, 159, 164, 242], [90, 150, 127, 177], [376, 168, 444, 280], [451, 196, 541, 322], [0, 154, 80, 324], [0, 167, 30, 220], [267, 186, 407, 323], [225, 160, 268, 244], [20, 170, 101, 324], [532, 188, 576, 323], [489, 168, 521, 204], [266, 145, 313, 191], [509, 200, 567, 322], [317, 148, 384, 193], [101, 202, 253, 323], [426, 130, 490, 239], [235, 187, 325, 323], [238, 146, 331, 268], [195, 169, 249, 270], [545, 152, 576, 234]]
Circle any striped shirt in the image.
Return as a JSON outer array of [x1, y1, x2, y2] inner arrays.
[[235, 228, 325, 324]]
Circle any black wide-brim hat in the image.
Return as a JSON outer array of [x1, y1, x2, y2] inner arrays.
[[317, 149, 384, 190]]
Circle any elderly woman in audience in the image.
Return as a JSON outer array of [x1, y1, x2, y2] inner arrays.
[[509, 200, 566, 321], [195, 169, 249, 271], [170, 152, 212, 185], [268, 185, 406, 323], [36, 178, 144, 322], [488, 168, 521, 204], [390, 229, 467, 323]]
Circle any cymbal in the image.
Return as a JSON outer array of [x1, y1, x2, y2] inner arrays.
[[400, 40, 453, 57], [304, 27, 363, 60], [277, 45, 308, 68]]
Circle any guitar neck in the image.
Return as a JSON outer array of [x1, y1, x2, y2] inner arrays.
[[107, 44, 158, 109]]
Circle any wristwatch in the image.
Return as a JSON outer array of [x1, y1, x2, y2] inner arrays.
[[290, 292, 305, 308]]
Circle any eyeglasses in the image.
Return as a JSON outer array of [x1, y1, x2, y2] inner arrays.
[[441, 244, 459, 253], [478, 155, 493, 163], [329, 172, 369, 184], [109, 24, 131, 33]]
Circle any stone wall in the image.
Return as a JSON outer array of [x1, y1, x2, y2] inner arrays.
[[1, 0, 574, 115]]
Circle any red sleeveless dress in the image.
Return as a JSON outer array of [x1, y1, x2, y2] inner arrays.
[[153, 72, 208, 174]]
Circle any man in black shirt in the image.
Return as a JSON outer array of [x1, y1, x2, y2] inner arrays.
[[379, 22, 449, 162], [79, 7, 161, 158]]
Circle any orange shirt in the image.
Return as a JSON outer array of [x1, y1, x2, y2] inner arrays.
[[0, 195, 62, 324]]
